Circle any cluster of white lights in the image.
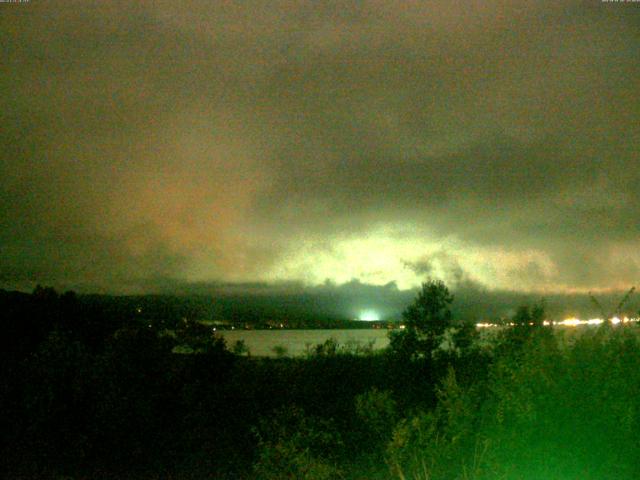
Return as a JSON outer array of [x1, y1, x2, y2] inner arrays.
[[476, 317, 639, 328]]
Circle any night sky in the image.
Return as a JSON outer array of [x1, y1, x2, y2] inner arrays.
[[2, 1, 639, 315]]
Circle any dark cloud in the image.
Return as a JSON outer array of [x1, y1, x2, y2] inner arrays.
[[403, 250, 468, 286], [1, 1, 639, 296]]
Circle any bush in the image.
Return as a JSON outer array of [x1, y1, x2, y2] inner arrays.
[[252, 406, 344, 480], [355, 388, 398, 447], [387, 367, 485, 480]]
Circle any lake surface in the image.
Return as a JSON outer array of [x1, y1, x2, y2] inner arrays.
[[219, 328, 391, 357]]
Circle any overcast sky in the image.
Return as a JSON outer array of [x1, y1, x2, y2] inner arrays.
[[2, 1, 639, 303]]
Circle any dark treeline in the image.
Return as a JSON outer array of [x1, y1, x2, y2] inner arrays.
[[37, 291, 383, 330], [2, 282, 640, 479]]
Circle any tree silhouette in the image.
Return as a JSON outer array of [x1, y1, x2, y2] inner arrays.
[[404, 280, 453, 337], [393, 280, 454, 359]]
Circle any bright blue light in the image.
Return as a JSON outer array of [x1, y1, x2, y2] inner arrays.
[[359, 310, 380, 321]]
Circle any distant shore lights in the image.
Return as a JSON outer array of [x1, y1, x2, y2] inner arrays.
[[475, 316, 638, 328]]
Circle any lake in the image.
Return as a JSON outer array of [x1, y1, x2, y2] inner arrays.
[[219, 328, 391, 357]]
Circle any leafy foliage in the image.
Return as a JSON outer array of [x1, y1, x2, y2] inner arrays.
[[389, 280, 455, 360], [355, 388, 398, 447], [403, 280, 453, 339], [389, 324, 640, 480], [387, 367, 485, 480], [252, 407, 344, 480], [5, 285, 640, 480]]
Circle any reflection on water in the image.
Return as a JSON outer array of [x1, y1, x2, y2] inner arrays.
[[219, 329, 390, 357]]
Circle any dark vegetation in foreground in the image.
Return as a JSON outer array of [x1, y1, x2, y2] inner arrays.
[[2, 283, 640, 479]]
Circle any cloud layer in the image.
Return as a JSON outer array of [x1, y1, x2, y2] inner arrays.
[[1, 1, 639, 295]]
